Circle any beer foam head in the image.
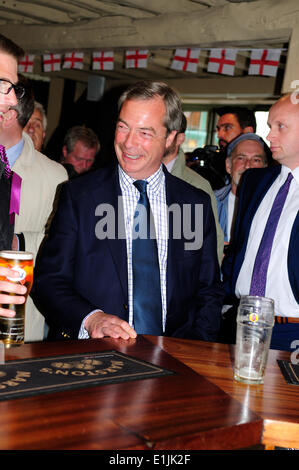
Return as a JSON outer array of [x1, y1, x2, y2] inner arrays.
[[0, 250, 33, 260]]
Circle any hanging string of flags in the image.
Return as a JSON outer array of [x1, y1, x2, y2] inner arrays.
[[18, 47, 283, 77]]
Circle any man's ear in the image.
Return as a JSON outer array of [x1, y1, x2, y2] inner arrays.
[[176, 132, 185, 146], [2, 109, 18, 129], [165, 130, 177, 148], [62, 145, 67, 160], [243, 126, 254, 134]]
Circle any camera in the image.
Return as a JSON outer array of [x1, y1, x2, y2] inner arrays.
[[187, 145, 228, 190]]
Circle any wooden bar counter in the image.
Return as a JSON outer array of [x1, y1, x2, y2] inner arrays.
[[148, 336, 299, 450], [0, 336, 263, 451]]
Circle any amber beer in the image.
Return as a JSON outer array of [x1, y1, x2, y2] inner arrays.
[[0, 251, 33, 347]]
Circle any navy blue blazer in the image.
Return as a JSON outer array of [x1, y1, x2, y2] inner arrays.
[[32, 164, 224, 341], [222, 165, 299, 304]]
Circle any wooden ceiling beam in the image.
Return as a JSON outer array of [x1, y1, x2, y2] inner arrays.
[[1, 0, 297, 53]]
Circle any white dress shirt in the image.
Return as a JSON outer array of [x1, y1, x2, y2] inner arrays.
[[236, 165, 299, 317], [227, 191, 236, 242], [79, 165, 168, 338]]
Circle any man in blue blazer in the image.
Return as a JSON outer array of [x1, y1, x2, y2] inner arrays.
[[32, 81, 223, 342], [222, 93, 299, 351]]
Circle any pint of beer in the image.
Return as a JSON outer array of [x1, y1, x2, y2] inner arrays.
[[0, 250, 33, 348]]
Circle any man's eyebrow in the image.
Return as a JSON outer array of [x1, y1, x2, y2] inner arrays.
[[116, 118, 156, 134], [234, 153, 263, 158], [116, 117, 128, 125], [216, 123, 233, 129], [138, 126, 156, 134]]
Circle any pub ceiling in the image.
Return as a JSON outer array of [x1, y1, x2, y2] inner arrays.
[[1, 0, 297, 87]]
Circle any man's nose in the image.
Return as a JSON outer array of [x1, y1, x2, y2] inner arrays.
[[217, 128, 224, 138], [124, 129, 139, 147], [266, 128, 273, 142], [245, 158, 252, 169]]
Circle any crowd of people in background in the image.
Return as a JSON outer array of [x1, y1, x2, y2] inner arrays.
[[0, 32, 299, 353]]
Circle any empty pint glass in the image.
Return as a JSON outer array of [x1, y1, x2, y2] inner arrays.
[[0, 251, 33, 348], [234, 295, 275, 385]]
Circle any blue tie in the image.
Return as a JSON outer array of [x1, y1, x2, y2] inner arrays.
[[249, 172, 293, 296], [132, 180, 163, 335]]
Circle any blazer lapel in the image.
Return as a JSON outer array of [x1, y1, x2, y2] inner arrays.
[[232, 165, 281, 287], [164, 169, 185, 307], [91, 167, 128, 300]]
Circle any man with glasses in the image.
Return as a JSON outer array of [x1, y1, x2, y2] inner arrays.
[[0, 34, 28, 315], [0, 75, 68, 341]]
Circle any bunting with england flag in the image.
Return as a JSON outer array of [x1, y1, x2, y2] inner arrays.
[[92, 51, 114, 71], [248, 49, 282, 77], [125, 50, 148, 69], [19, 48, 284, 78], [43, 54, 61, 72], [207, 49, 237, 76], [63, 52, 84, 70], [171, 48, 201, 73], [18, 55, 35, 73]]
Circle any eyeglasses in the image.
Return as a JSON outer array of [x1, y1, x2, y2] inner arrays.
[[0, 79, 25, 99]]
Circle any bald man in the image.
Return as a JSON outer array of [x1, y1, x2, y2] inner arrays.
[[222, 94, 299, 351]]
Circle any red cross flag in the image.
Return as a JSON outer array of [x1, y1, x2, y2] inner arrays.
[[18, 55, 35, 73], [63, 52, 84, 70], [171, 48, 201, 73], [207, 49, 237, 76], [43, 54, 61, 72], [248, 49, 281, 77], [92, 51, 114, 71], [125, 50, 148, 69]]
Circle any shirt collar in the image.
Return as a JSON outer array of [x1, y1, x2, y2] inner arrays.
[[279, 164, 299, 186], [118, 164, 164, 196], [6, 138, 24, 168], [165, 154, 178, 173]]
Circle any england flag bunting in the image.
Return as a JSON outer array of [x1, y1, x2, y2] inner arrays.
[[92, 51, 114, 71], [171, 48, 201, 73], [125, 50, 148, 69], [19, 48, 283, 77], [43, 54, 61, 72], [63, 52, 84, 70], [18, 55, 35, 73], [248, 49, 282, 77], [207, 49, 237, 76]]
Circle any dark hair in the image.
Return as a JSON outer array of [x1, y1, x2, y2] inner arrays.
[[0, 34, 24, 61], [63, 126, 100, 154], [11, 75, 34, 128], [216, 106, 256, 133], [180, 113, 187, 133], [118, 80, 183, 135]]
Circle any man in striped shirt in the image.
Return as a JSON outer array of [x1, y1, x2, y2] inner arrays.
[[33, 81, 223, 342]]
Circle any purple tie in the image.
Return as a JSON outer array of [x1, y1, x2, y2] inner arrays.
[[249, 172, 293, 296]]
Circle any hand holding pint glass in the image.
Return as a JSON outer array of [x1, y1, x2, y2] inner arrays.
[[0, 251, 33, 347]]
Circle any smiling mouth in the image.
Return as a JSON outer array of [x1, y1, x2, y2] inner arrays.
[[124, 152, 141, 160]]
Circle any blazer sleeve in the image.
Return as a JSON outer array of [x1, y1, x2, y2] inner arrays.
[[31, 183, 99, 339]]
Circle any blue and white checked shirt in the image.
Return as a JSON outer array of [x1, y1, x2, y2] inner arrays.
[[79, 164, 168, 338]]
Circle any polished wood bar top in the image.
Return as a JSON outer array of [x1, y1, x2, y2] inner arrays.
[[148, 337, 299, 449], [0, 336, 262, 450]]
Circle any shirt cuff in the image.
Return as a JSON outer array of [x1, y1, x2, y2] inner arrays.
[[78, 309, 103, 339]]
